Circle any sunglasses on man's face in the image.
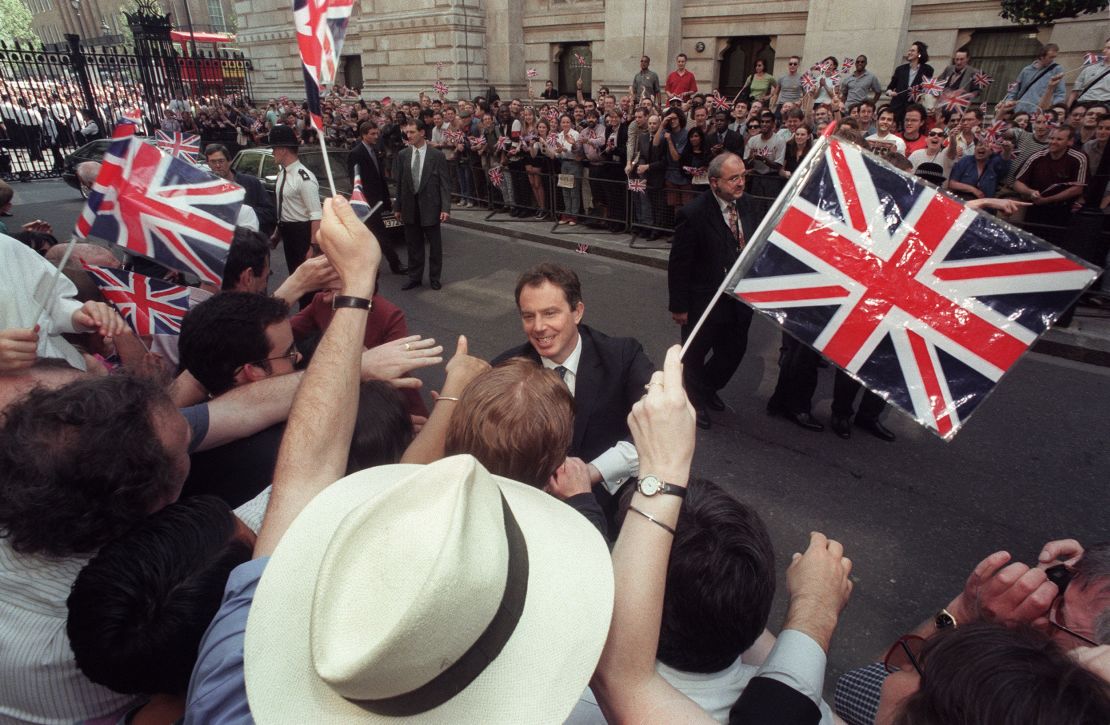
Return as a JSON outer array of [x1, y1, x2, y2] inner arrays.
[[1046, 565, 1100, 647], [883, 634, 925, 677]]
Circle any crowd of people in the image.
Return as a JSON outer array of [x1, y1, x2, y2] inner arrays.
[[0, 37, 1108, 725]]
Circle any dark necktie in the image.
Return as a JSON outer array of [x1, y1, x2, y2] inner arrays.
[[727, 203, 745, 250], [277, 169, 287, 222], [554, 365, 568, 380]]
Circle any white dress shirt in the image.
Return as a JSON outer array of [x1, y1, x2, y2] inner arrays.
[[539, 333, 639, 492]]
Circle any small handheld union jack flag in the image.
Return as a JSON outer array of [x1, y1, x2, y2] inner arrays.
[[154, 130, 202, 162], [112, 118, 140, 139], [468, 135, 487, 151], [526, 68, 538, 79], [917, 76, 947, 97], [76, 136, 243, 287], [294, 0, 355, 130], [495, 135, 510, 152], [1084, 53, 1105, 65], [721, 137, 1098, 439], [627, 178, 647, 193], [433, 80, 449, 97], [841, 57, 855, 74], [938, 89, 975, 113], [972, 72, 993, 88], [800, 73, 818, 94], [574, 52, 589, 67], [83, 263, 191, 336], [488, 166, 504, 187], [708, 90, 732, 112], [349, 170, 373, 222], [982, 120, 1010, 144]]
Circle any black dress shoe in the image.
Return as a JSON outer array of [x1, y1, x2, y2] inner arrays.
[[787, 412, 824, 432], [695, 407, 711, 430], [831, 414, 851, 439], [706, 392, 726, 412], [430, 280, 442, 290], [856, 418, 896, 442], [401, 280, 422, 291]]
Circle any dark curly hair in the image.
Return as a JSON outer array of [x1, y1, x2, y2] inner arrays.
[[0, 375, 180, 557], [67, 495, 252, 696], [178, 291, 289, 395]]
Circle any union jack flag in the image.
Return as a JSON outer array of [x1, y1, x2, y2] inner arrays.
[[488, 166, 504, 187], [83, 264, 191, 336], [574, 52, 589, 67], [725, 138, 1097, 439], [433, 80, 449, 97], [627, 178, 647, 193], [112, 118, 140, 139], [972, 72, 993, 88], [982, 120, 1010, 144], [75, 137, 243, 287], [708, 90, 732, 112], [294, 0, 355, 129], [683, 166, 707, 178], [154, 130, 202, 162], [468, 135, 487, 151], [495, 135, 510, 152], [349, 170, 373, 222], [1084, 53, 1105, 65], [841, 57, 855, 75], [527, 68, 538, 79], [800, 73, 818, 94], [917, 76, 947, 97], [938, 89, 975, 113]]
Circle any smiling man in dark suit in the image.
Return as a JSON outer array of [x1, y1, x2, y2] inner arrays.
[[493, 263, 654, 513], [393, 118, 452, 290], [668, 152, 755, 430], [347, 120, 405, 275]]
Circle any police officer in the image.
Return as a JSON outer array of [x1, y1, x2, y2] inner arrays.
[[268, 125, 320, 308]]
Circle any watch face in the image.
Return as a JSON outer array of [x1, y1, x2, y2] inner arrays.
[[639, 475, 662, 496]]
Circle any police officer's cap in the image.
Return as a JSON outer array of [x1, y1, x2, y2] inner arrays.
[[268, 125, 299, 149]]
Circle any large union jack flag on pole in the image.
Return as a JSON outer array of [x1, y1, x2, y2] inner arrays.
[[722, 138, 1098, 439], [83, 264, 192, 336], [155, 130, 202, 162], [294, 0, 355, 129], [75, 137, 243, 286]]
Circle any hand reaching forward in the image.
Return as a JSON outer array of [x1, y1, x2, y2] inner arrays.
[[360, 335, 443, 389], [317, 196, 380, 297], [439, 335, 490, 398], [627, 345, 696, 485], [784, 532, 854, 653], [0, 327, 38, 372], [72, 301, 128, 338]]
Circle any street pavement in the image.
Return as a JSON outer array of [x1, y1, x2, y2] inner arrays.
[[14, 179, 1110, 688]]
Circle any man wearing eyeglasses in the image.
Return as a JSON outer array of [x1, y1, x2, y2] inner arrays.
[[177, 291, 301, 507]]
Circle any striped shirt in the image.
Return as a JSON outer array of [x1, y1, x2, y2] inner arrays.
[[0, 493, 269, 723], [0, 541, 137, 723]]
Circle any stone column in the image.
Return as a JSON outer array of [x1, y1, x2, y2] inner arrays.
[[603, 0, 682, 94], [485, 0, 523, 97], [801, 0, 912, 80]]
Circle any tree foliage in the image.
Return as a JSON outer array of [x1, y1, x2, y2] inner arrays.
[[999, 0, 1108, 24], [0, 0, 36, 46]]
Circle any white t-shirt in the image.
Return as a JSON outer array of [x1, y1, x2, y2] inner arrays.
[[908, 147, 955, 177]]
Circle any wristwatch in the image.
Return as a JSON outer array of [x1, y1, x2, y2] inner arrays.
[[331, 295, 372, 311], [934, 608, 958, 630], [637, 475, 687, 498]]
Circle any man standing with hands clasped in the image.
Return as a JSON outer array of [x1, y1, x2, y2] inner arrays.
[[269, 125, 320, 309], [394, 117, 452, 291]]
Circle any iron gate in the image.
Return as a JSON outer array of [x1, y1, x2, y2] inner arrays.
[[0, 8, 252, 182]]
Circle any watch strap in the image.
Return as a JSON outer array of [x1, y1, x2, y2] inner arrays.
[[659, 483, 687, 498], [332, 295, 372, 311]]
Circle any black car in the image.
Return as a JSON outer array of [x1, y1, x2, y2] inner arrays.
[[230, 146, 353, 198], [61, 139, 114, 197]]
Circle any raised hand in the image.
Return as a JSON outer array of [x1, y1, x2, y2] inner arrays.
[[360, 335, 443, 388]]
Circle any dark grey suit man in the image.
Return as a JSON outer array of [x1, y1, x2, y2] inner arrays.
[[393, 118, 452, 290]]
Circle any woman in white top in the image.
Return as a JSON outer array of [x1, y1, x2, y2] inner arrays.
[[555, 114, 582, 225]]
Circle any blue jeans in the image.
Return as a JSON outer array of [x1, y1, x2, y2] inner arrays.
[[560, 160, 582, 217]]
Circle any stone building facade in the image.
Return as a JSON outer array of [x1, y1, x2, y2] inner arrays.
[[234, 0, 1104, 106], [25, 0, 238, 49]]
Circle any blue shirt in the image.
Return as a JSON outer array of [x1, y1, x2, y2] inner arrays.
[[950, 154, 1011, 198], [1004, 62, 1066, 115], [184, 557, 269, 724]]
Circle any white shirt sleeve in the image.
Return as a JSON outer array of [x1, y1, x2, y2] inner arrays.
[[754, 629, 827, 708], [589, 440, 639, 493]]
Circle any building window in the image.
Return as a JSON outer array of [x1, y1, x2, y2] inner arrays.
[[964, 28, 1043, 106], [207, 0, 226, 32], [556, 43, 591, 98], [718, 36, 775, 102]]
